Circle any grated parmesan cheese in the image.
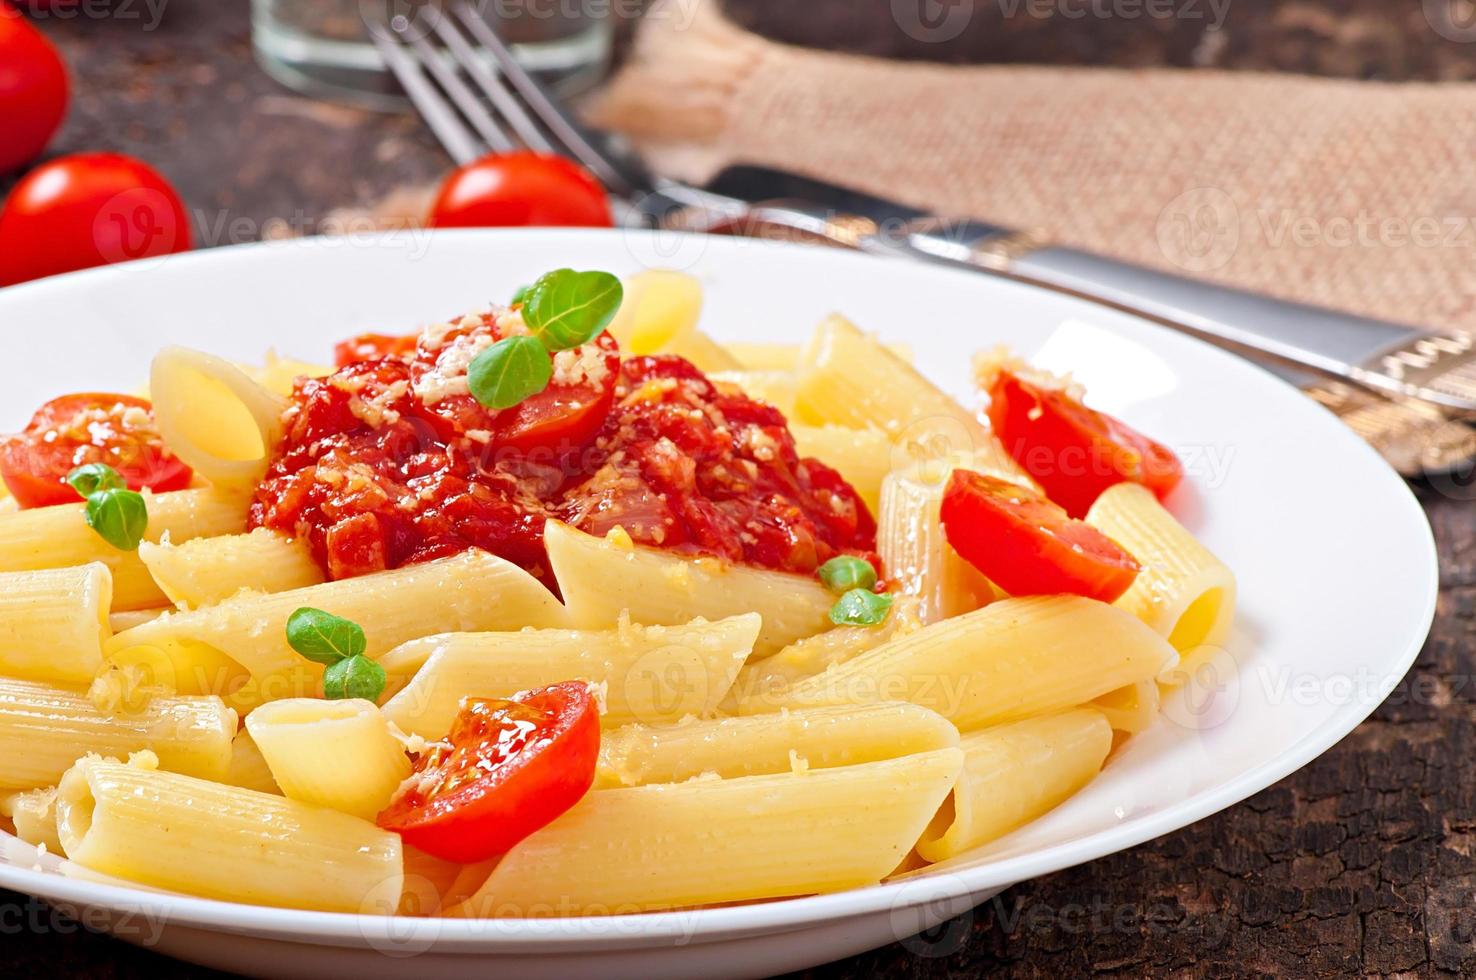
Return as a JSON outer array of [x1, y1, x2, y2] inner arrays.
[[551, 343, 611, 388]]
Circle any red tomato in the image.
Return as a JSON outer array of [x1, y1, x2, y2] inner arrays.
[[333, 332, 419, 367], [940, 469, 1140, 604], [493, 331, 621, 457], [0, 152, 191, 287], [987, 369, 1183, 518], [0, 6, 67, 175], [428, 151, 612, 229], [0, 393, 193, 508], [377, 681, 599, 863]]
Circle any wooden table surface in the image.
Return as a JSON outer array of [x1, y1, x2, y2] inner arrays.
[[3, 2, 1470, 976]]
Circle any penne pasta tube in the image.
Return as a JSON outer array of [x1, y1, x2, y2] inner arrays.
[[237, 352, 334, 397], [789, 424, 891, 514], [1085, 483, 1237, 685], [544, 521, 832, 657], [381, 614, 760, 737], [246, 699, 410, 820], [108, 608, 167, 633], [727, 341, 914, 372], [149, 346, 288, 488], [761, 596, 1178, 731], [0, 488, 250, 611], [0, 677, 236, 789], [139, 527, 325, 609], [878, 453, 1003, 625], [792, 314, 1033, 487], [448, 748, 962, 916], [0, 564, 111, 686], [604, 269, 741, 372], [915, 708, 1112, 863], [595, 702, 960, 789], [708, 370, 800, 417], [1091, 680, 1161, 734], [223, 729, 281, 796], [56, 752, 403, 913], [106, 549, 568, 694], [1, 787, 63, 854]]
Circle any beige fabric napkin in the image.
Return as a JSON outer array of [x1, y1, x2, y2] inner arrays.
[[591, 0, 1476, 334]]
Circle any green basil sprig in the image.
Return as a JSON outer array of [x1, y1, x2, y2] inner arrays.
[[818, 556, 878, 594], [828, 588, 894, 627], [285, 607, 385, 701], [468, 268, 623, 411], [67, 463, 148, 551]]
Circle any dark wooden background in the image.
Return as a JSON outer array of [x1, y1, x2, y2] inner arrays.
[[4, 1, 1475, 976]]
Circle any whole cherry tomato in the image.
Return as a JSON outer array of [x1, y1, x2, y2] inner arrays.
[[0, 152, 192, 286], [0, 5, 68, 174], [377, 681, 600, 862], [428, 151, 613, 229]]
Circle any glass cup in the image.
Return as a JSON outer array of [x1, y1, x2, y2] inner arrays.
[[251, 0, 614, 110]]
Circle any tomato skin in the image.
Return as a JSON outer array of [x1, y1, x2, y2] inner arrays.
[[987, 370, 1183, 518], [494, 331, 621, 458], [377, 681, 599, 863], [0, 7, 67, 175], [940, 469, 1140, 604], [0, 152, 191, 287], [428, 151, 613, 229], [0, 392, 192, 508]]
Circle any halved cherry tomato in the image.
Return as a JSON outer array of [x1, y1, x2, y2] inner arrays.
[[494, 331, 621, 457], [0, 6, 68, 175], [377, 681, 599, 863], [333, 332, 419, 368], [940, 469, 1140, 603], [0, 393, 193, 508], [987, 369, 1183, 518], [428, 151, 613, 229], [0, 152, 191, 286]]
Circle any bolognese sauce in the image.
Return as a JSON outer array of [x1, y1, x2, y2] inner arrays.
[[248, 308, 878, 584]]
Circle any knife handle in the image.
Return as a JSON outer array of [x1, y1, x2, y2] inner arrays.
[[738, 201, 1476, 413]]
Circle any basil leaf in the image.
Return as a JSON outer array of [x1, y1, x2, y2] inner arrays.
[[818, 556, 877, 595], [510, 283, 531, 306], [322, 654, 387, 702], [67, 462, 126, 499], [828, 588, 894, 627], [84, 488, 148, 551], [468, 335, 553, 410], [522, 269, 623, 351], [286, 607, 367, 666]]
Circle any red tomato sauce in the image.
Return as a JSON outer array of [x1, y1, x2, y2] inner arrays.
[[248, 310, 878, 585]]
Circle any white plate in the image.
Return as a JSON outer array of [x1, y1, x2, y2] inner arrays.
[[0, 230, 1437, 979]]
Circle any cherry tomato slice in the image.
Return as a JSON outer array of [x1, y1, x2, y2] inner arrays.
[[0, 152, 191, 287], [0, 393, 193, 508], [377, 681, 599, 863], [939, 469, 1140, 604], [987, 369, 1183, 518], [493, 332, 621, 457], [333, 332, 420, 368], [428, 151, 613, 229], [0, 6, 68, 175]]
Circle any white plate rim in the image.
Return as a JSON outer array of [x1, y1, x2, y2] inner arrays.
[[0, 229, 1440, 951]]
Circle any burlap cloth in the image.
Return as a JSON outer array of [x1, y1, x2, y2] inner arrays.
[[588, 0, 1476, 333]]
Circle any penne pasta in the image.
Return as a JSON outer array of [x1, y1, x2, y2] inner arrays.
[[1091, 680, 1161, 734], [1085, 483, 1237, 684], [56, 752, 403, 913], [0, 677, 235, 789], [789, 424, 892, 513], [139, 527, 325, 609], [381, 614, 759, 737], [0, 488, 250, 611], [0, 563, 111, 686], [247, 699, 410, 820], [708, 370, 801, 417], [149, 346, 288, 488], [758, 596, 1178, 731], [878, 453, 1003, 625], [605, 269, 741, 372], [595, 702, 960, 789], [106, 549, 568, 697], [238, 352, 334, 397], [448, 748, 962, 916], [223, 729, 281, 796], [544, 521, 832, 657], [1, 787, 63, 855], [726, 341, 914, 372], [916, 708, 1112, 863]]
